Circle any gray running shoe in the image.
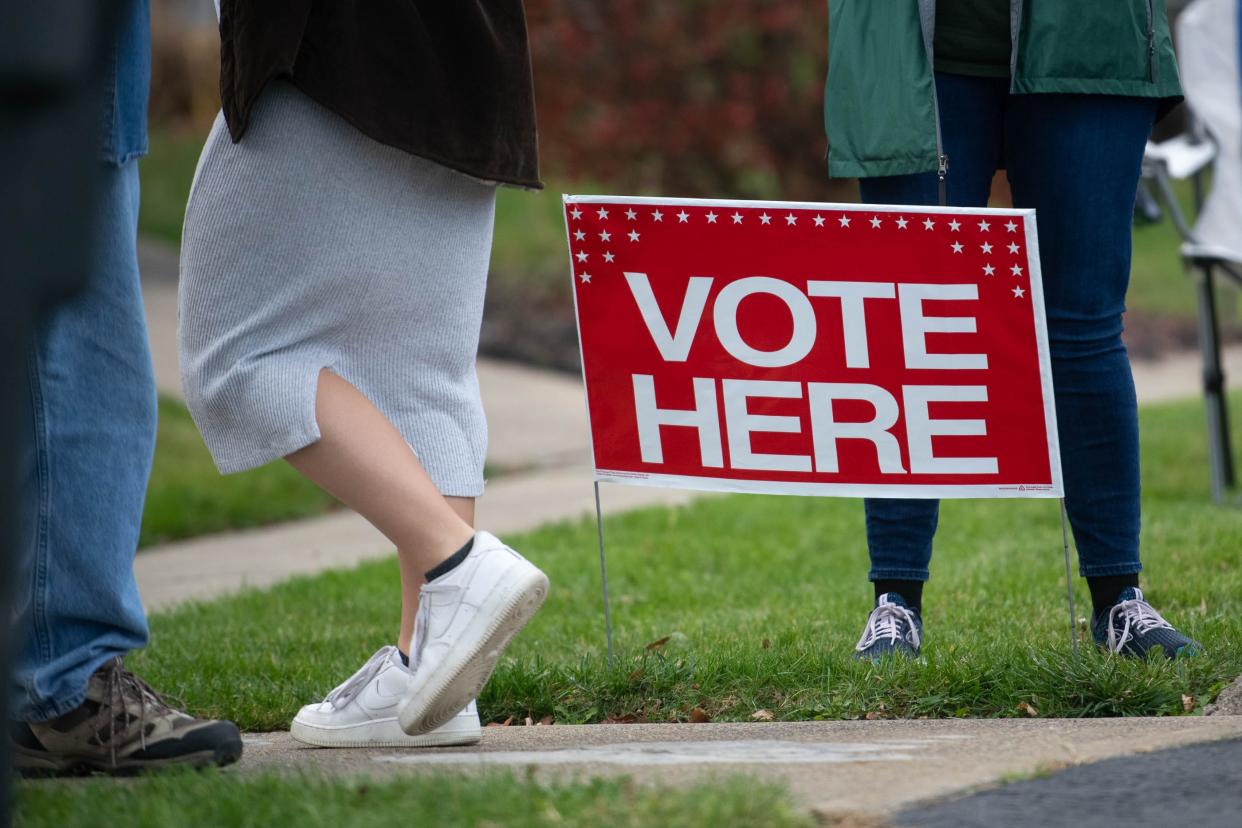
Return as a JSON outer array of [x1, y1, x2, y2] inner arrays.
[[10, 657, 242, 776], [854, 593, 923, 661], [1091, 587, 1202, 659]]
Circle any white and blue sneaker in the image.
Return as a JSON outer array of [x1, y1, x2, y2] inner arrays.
[[1091, 587, 1202, 659], [398, 531, 549, 736], [854, 593, 923, 661], [291, 646, 481, 748]]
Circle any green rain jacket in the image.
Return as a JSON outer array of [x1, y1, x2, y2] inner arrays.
[[825, 0, 1184, 179]]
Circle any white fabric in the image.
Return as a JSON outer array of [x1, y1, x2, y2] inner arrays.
[[291, 645, 480, 746], [1178, 0, 1242, 264], [1143, 135, 1216, 179]]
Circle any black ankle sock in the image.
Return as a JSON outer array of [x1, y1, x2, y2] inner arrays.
[[873, 580, 923, 613], [1087, 573, 1140, 617], [425, 537, 475, 582], [397, 648, 410, 667]]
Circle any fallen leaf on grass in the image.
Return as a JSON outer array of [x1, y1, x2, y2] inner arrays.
[[689, 707, 712, 723], [524, 716, 534, 727], [485, 716, 514, 728], [864, 711, 883, 721], [762, 638, 771, 649], [645, 635, 671, 651], [539, 715, 555, 725], [751, 710, 774, 721], [628, 667, 645, 681], [1182, 694, 1196, 712], [1017, 701, 1039, 718]]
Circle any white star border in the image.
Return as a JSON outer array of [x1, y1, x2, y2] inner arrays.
[[562, 197, 1041, 307]]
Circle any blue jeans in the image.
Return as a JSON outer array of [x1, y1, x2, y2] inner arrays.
[[11, 0, 154, 721], [860, 73, 1157, 583]]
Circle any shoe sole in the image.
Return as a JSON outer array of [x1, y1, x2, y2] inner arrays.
[[13, 738, 243, 778], [290, 716, 481, 749], [398, 567, 549, 736]]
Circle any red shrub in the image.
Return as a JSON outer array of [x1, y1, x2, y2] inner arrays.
[[526, 0, 852, 200]]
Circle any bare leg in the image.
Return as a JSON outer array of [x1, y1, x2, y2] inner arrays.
[[287, 370, 476, 653], [397, 497, 476, 654]]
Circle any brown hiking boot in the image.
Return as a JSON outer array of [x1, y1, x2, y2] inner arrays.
[[9, 657, 242, 776]]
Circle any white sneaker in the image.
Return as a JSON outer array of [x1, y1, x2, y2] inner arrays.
[[398, 531, 548, 736], [291, 646, 481, 748]]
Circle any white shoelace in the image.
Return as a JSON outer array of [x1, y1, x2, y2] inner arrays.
[[1105, 596, 1175, 653], [323, 646, 396, 709], [411, 581, 460, 666], [855, 603, 921, 652], [411, 587, 433, 666]]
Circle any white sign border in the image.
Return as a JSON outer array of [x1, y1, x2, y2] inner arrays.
[[564, 194, 1065, 500]]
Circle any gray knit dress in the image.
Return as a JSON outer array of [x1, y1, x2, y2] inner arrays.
[[179, 81, 496, 496]]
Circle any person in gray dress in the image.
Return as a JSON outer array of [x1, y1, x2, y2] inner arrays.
[[178, 2, 549, 747]]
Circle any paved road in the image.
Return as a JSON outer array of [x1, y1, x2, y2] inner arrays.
[[895, 736, 1242, 828]]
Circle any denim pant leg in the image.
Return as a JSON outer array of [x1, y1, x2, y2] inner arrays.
[[857, 73, 1006, 582], [1004, 94, 1155, 577], [13, 159, 156, 721]]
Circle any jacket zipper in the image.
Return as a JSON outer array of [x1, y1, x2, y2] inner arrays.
[[918, 0, 949, 205], [1009, 0, 1024, 90], [1145, 0, 1157, 83]]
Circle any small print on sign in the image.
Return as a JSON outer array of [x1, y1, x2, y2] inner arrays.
[[565, 196, 1063, 499]]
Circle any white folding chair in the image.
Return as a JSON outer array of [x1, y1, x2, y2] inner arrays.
[[1142, 0, 1242, 503]]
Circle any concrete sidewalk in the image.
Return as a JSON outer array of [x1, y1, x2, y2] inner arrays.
[[238, 717, 1242, 821]]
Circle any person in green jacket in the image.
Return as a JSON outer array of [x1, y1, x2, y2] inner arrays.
[[825, 0, 1202, 660]]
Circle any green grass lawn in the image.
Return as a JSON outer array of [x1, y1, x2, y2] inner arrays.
[[13, 770, 809, 828], [129, 393, 1242, 731], [142, 396, 338, 547]]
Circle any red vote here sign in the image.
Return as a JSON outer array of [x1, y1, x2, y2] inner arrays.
[[565, 196, 1063, 499]]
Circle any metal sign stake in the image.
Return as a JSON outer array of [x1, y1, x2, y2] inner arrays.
[[1060, 498, 1079, 656], [593, 481, 616, 666]]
